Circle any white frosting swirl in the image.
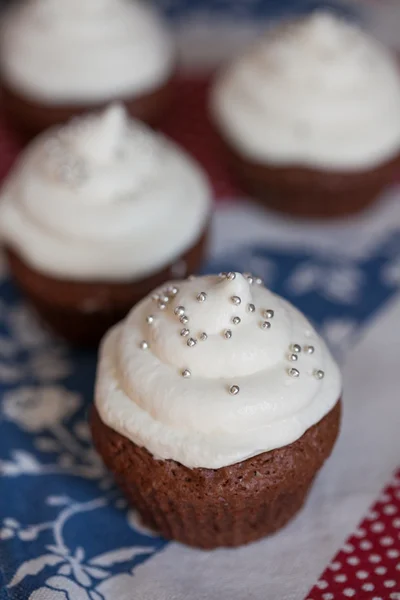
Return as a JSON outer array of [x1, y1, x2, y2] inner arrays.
[[95, 273, 342, 469], [211, 11, 400, 170], [0, 105, 211, 281], [0, 0, 175, 103]]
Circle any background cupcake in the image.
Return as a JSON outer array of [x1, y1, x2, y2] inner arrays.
[[92, 272, 342, 549], [211, 11, 400, 218], [0, 0, 176, 136], [0, 104, 211, 345]]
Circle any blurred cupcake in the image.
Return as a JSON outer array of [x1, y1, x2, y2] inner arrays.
[[0, 0, 176, 136], [91, 272, 342, 549], [0, 105, 211, 345], [211, 12, 400, 218]]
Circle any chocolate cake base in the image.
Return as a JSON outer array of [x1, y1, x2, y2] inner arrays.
[[5, 230, 208, 346], [1, 75, 176, 138], [220, 135, 400, 218], [91, 401, 341, 549]]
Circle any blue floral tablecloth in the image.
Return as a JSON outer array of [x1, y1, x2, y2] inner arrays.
[[0, 214, 400, 599], [1, 1, 400, 598]]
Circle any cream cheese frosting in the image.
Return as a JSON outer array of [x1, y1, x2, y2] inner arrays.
[[211, 11, 400, 170], [0, 104, 211, 281], [95, 272, 342, 469], [0, 0, 175, 103]]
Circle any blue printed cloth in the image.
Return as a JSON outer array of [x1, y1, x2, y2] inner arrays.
[[0, 210, 400, 599], [1, 1, 400, 598], [153, 0, 354, 19]]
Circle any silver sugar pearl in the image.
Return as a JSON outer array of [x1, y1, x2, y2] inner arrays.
[[229, 385, 240, 396], [264, 309, 274, 319], [182, 369, 191, 378], [200, 332, 208, 341], [231, 296, 241, 305], [152, 293, 159, 301], [288, 368, 300, 378], [146, 315, 154, 325], [140, 341, 149, 350], [227, 272, 236, 281], [288, 353, 298, 362], [244, 272, 254, 284], [167, 285, 179, 298], [180, 315, 189, 325], [232, 316, 241, 325], [261, 321, 271, 330], [197, 292, 207, 303], [304, 345, 315, 355], [180, 328, 190, 337], [314, 369, 325, 380], [187, 338, 197, 348], [247, 303, 256, 313], [158, 302, 166, 311], [160, 295, 169, 304], [291, 344, 301, 354], [224, 329, 232, 339], [255, 277, 263, 285], [174, 306, 185, 316]]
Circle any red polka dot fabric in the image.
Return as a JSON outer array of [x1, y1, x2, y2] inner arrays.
[[307, 470, 400, 600]]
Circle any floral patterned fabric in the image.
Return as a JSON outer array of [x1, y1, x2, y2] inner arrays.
[[0, 218, 400, 598], [1, 3, 400, 591]]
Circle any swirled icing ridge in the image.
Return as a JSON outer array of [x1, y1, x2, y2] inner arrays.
[[95, 273, 342, 469], [0, 105, 211, 280], [211, 11, 400, 170], [0, 0, 174, 103]]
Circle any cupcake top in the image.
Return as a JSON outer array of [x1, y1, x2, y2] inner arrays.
[[95, 272, 342, 469], [0, 0, 174, 104], [211, 11, 400, 171], [0, 105, 211, 281]]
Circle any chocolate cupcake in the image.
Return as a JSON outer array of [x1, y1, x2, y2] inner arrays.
[[0, 105, 211, 345], [0, 0, 176, 136], [91, 272, 342, 549], [211, 12, 400, 218]]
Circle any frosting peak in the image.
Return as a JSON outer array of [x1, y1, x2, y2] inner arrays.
[[65, 104, 128, 165], [211, 11, 400, 170], [42, 104, 160, 203], [95, 273, 342, 469], [0, 107, 211, 281], [137, 273, 288, 379], [170, 272, 254, 333], [295, 11, 348, 44]]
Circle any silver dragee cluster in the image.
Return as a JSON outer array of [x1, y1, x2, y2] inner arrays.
[[140, 272, 326, 393]]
